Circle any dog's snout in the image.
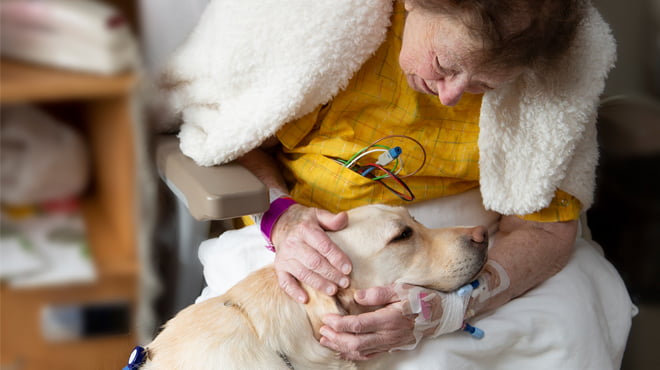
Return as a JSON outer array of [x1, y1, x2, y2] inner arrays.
[[469, 226, 488, 250]]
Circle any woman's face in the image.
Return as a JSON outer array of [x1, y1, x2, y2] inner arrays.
[[399, 4, 523, 106]]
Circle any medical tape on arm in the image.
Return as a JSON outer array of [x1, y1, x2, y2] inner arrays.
[[391, 283, 471, 351], [471, 259, 510, 304], [391, 261, 510, 351]]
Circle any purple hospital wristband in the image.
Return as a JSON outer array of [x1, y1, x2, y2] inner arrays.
[[260, 197, 297, 252]]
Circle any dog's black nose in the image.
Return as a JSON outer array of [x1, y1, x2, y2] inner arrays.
[[469, 226, 488, 250]]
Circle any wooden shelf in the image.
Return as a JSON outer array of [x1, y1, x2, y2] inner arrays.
[[0, 59, 136, 103], [0, 56, 141, 370], [0, 59, 140, 279], [83, 198, 139, 278]]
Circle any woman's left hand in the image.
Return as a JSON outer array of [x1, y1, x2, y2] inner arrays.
[[319, 285, 416, 360]]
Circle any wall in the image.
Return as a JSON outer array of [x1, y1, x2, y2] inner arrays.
[[590, 2, 660, 370], [594, 0, 660, 97]]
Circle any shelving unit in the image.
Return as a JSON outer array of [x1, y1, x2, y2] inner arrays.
[[0, 58, 140, 369]]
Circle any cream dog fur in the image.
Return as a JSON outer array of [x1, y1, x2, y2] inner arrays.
[[143, 204, 488, 369]]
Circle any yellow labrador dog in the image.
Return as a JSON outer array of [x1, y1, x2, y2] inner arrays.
[[142, 204, 488, 369]]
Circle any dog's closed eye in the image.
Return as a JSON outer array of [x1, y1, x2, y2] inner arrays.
[[391, 226, 414, 242]]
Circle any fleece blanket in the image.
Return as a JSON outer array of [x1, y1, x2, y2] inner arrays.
[[162, 0, 616, 216], [196, 189, 635, 369]]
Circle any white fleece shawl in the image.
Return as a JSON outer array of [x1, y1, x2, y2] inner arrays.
[[163, 0, 616, 215]]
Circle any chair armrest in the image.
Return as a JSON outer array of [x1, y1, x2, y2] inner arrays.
[[155, 135, 269, 221]]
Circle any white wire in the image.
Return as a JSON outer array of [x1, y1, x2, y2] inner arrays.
[[344, 148, 388, 169]]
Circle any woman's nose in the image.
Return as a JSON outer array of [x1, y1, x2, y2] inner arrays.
[[435, 76, 468, 106]]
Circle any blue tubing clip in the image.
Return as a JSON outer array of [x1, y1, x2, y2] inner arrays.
[[457, 280, 480, 297], [463, 323, 485, 339]]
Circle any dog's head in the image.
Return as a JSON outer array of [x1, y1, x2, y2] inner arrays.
[[329, 204, 488, 293]]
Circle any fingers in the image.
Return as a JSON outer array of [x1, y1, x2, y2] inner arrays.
[[275, 238, 349, 296], [312, 209, 352, 276], [272, 206, 352, 297], [276, 269, 308, 303], [319, 328, 382, 360], [320, 306, 415, 360], [302, 226, 352, 280], [323, 306, 410, 333], [316, 209, 348, 231], [283, 254, 343, 295]]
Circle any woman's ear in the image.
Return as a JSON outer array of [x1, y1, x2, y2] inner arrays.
[[403, 0, 415, 12]]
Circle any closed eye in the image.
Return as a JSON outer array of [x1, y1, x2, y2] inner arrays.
[[391, 226, 414, 242], [434, 57, 458, 78]]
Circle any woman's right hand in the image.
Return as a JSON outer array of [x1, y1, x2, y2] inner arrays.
[[270, 204, 352, 303]]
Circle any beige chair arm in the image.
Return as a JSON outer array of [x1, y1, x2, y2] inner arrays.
[[155, 135, 269, 221]]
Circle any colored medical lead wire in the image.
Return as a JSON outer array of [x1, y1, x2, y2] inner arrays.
[[338, 134, 426, 201], [366, 135, 427, 177]]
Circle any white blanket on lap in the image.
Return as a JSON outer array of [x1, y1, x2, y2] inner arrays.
[[196, 190, 635, 369]]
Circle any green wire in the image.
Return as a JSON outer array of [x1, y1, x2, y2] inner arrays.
[[344, 144, 404, 180], [344, 144, 391, 165]]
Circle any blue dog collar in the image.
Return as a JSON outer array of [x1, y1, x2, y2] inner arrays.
[[122, 346, 148, 370]]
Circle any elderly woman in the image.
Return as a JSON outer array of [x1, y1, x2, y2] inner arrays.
[[162, 0, 634, 368]]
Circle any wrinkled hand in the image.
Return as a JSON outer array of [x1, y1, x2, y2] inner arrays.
[[321, 283, 462, 360], [319, 288, 413, 360], [271, 204, 352, 303]]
